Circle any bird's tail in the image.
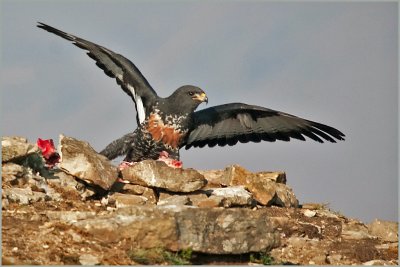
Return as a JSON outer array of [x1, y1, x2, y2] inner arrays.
[[100, 132, 135, 160]]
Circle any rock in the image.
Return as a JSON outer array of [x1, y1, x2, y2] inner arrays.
[[342, 221, 373, 240], [273, 183, 299, 207], [115, 183, 157, 205], [341, 230, 373, 240], [120, 184, 147, 195], [303, 209, 317, 218], [185, 192, 209, 206], [327, 254, 342, 264], [196, 196, 224, 208], [363, 259, 398, 266], [2, 198, 9, 209], [157, 195, 191, 206], [47, 170, 95, 200], [46, 210, 97, 222], [110, 193, 148, 208], [208, 186, 253, 207], [71, 206, 280, 254], [368, 219, 398, 242], [255, 171, 287, 184], [227, 165, 297, 207], [121, 160, 207, 192], [176, 207, 280, 254], [58, 135, 118, 190], [79, 254, 100, 265], [2, 163, 66, 202], [199, 169, 230, 186], [3, 187, 48, 204], [309, 254, 328, 265], [2, 136, 40, 162], [200, 165, 286, 186], [2, 163, 26, 183], [73, 206, 180, 250]]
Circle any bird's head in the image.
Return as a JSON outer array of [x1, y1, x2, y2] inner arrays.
[[169, 85, 208, 112]]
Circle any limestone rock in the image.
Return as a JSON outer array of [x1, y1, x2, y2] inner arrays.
[[110, 193, 148, 208], [273, 183, 299, 207], [175, 207, 280, 254], [58, 135, 118, 190], [342, 220, 373, 240], [196, 196, 224, 208], [2, 136, 39, 162], [115, 183, 157, 204], [208, 186, 253, 207], [46, 210, 97, 222], [157, 195, 191, 206], [2, 198, 9, 209], [200, 165, 286, 186], [70, 206, 279, 254], [3, 187, 48, 204], [185, 192, 209, 206], [46, 170, 95, 200], [303, 209, 317, 218], [79, 254, 100, 265], [73, 207, 180, 250], [228, 165, 297, 207], [2, 163, 26, 183], [120, 184, 148, 195], [1, 162, 67, 202], [121, 160, 207, 192], [255, 171, 287, 184], [363, 259, 399, 266], [199, 169, 229, 186], [368, 219, 398, 242], [158, 191, 214, 207]]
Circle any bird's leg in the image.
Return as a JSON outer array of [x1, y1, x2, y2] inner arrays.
[[118, 161, 136, 171], [157, 151, 183, 168], [115, 161, 135, 183]]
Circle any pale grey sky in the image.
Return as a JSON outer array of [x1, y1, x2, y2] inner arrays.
[[1, 1, 398, 223]]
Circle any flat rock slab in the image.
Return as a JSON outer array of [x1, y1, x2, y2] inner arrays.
[[208, 186, 253, 207], [2, 136, 40, 162], [121, 160, 207, 192], [58, 135, 118, 190], [55, 206, 279, 254]]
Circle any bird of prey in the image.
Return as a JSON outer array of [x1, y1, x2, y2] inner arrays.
[[37, 22, 345, 166]]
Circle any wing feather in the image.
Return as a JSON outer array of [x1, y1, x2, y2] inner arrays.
[[37, 22, 157, 124], [184, 103, 345, 149]]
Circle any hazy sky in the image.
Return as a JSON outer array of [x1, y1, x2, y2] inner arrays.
[[1, 1, 398, 223]]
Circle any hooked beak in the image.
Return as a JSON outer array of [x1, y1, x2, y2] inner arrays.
[[193, 92, 208, 104]]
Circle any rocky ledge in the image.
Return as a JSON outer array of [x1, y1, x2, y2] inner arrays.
[[1, 135, 398, 265]]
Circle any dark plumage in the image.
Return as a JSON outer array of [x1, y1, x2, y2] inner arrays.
[[37, 22, 345, 162]]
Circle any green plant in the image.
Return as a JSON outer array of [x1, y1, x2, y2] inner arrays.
[[128, 248, 165, 265], [249, 252, 275, 265], [163, 248, 193, 265], [127, 247, 193, 265]]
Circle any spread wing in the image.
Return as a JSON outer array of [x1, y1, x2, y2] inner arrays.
[[185, 103, 345, 149], [37, 22, 158, 125]]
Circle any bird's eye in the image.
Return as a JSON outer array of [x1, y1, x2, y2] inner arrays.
[[188, 92, 195, 96]]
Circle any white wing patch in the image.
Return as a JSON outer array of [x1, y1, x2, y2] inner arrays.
[[127, 84, 146, 124], [135, 96, 146, 124]]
